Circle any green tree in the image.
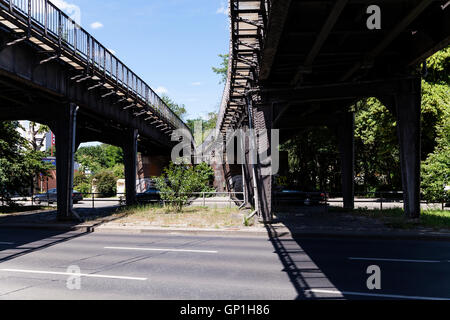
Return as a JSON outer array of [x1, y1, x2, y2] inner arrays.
[[93, 170, 117, 198], [187, 112, 218, 144], [422, 106, 450, 202], [161, 94, 187, 120], [0, 121, 52, 205], [354, 98, 401, 192], [421, 47, 450, 202], [212, 54, 229, 84], [75, 144, 123, 175], [154, 162, 215, 212]]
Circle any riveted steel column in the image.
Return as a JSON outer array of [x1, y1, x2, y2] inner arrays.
[[337, 111, 355, 210], [395, 78, 422, 219], [54, 103, 79, 221], [123, 129, 138, 206]]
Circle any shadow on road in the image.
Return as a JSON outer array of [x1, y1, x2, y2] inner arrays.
[[0, 229, 90, 264], [265, 206, 383, 300], [0, 206, 124, 264]]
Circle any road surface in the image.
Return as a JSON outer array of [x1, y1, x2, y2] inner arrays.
[[0, 229, 449, 300]]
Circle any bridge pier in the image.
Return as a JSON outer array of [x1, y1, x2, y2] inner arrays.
[[52, 103, 79, 221], [386, 78, 422, 219], [252, 103, 274, 223], [337, 111, 355, 210], [123, 129, 138, 206]]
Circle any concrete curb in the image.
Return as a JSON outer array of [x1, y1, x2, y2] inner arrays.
[[1, 222, 450, 241]]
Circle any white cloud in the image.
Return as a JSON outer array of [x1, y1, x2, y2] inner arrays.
[[191, 82, 202, 86], [216, 1, 228, 15], [90, 22, 104, 30], [155, 86, 168, 95], [52, 0, 82, 24]]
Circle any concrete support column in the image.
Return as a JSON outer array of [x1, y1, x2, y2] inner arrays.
[[54, 103, 79, 221], [394, 78, 422, 219], [123, 129, 138, 206], [337, 111, 355, 210]]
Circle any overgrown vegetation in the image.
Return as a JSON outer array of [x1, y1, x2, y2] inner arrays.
[[154, 162, 215, 212], [114, 204, 246, 229], [93, 170, 117, 198]]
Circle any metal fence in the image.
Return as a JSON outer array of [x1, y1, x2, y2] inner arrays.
[[3, 192, 245, 209], [275, 191, 450, 211], [0, 0, 191, 136]]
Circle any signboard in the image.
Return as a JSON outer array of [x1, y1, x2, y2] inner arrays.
[[42, 157, 57, 167]]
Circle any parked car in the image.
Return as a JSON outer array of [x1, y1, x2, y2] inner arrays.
[[274, 188, 329, 206], [136, 187, 161, 204], [33, 188, 83, 205]]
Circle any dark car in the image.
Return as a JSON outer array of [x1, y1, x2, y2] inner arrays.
[[274, 189, 329, 206], [136, 187, 161, 204], [33, 188, 83, 205]]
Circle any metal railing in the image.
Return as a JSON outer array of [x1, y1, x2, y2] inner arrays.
[[0, 0, 191, 136], [274, 191, 450, 211], [3, 192, 245, 209]]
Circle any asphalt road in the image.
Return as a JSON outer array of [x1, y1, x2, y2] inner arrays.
[[0, 229, 449, 300]]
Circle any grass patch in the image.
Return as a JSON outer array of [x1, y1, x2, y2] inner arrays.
[[0, 206, 52, 215], [112, 205, 249, 229], [342, 207, 450, 230]]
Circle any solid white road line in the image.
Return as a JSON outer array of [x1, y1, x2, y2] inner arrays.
[[0, 269, 147, 281], [105, 246, 218, 254], [349, 257, 441, 263], [308, 289, 449, 301], [0, 242, 14, 245]]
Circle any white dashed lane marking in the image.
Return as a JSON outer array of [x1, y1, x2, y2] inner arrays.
[[0, 269, 147, 281], [105, 246, 218, 254]]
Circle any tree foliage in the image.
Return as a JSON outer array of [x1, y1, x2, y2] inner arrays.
[[187, 112, 218, 144], [280, 46, 450, 199], [75, 144, 123, 175], [212, 54, 229, 84], [0, 121, 52, 204], [93, 170, 117, 198], [161, 94, 187, 120], [421, 47, 450, 201], [154, 162, 215, 212]]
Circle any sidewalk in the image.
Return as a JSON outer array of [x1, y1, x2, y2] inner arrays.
[[1, 206, 450, 240]]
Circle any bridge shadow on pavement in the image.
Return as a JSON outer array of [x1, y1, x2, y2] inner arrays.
[[0, 206, 123, 264], [266, 225, 349, 300], [265, 206, 386, 300]]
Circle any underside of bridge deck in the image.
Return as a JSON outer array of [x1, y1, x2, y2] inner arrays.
[[0, 0, 192, 220], [218, 0, 449, 222]]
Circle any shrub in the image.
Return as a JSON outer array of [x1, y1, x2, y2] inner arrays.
[[154, 162, 215, 212], [94, 170, 117, 198], [74, 171, 89, 186], [111, 164, 125, 180], [76, 182, 92, 196]]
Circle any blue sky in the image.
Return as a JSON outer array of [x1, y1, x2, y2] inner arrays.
[[54, 0, 229, 120]]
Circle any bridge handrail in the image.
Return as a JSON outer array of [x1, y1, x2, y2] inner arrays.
[[0, 0, 191, 136]]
